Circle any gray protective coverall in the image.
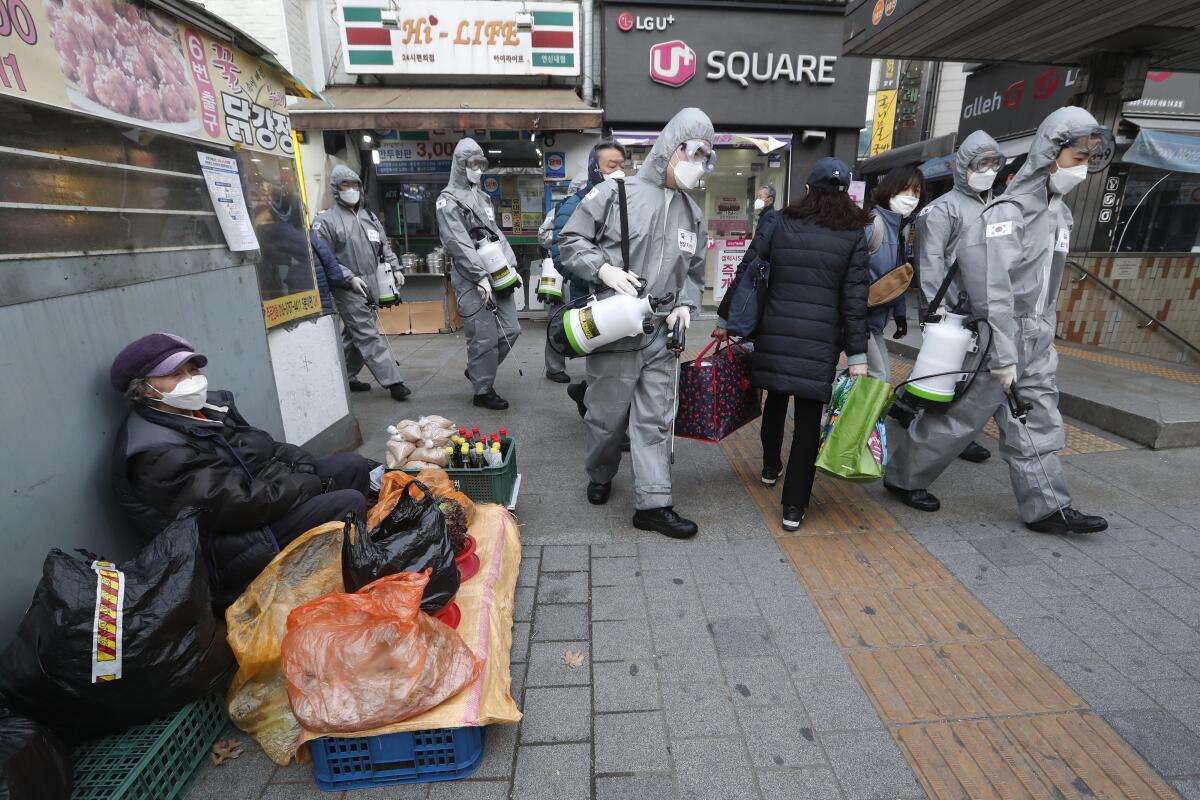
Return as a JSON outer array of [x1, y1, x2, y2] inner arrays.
[[559, 108, 710, 510], [436, 139, 521, 395], [538, 173, 587, 378], [888, 108, 1094, 523], [313, 164, 405, 388]]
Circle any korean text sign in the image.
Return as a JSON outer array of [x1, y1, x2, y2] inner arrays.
[[339, 1, 579, 77], [0, 0, 293, 155]]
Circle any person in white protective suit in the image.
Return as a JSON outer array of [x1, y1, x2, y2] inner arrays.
[[436, 138, 522, 410], [312, 165, 411, 401], [558, 107, 713, 539], [902, 130, 1009, 465], [886, 107, 1113, 535]]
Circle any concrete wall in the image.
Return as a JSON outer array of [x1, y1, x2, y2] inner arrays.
[[0, 262, 284, 643]]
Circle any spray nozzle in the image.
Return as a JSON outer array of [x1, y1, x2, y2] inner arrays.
[[647, 292, 676, 311], [1005, 386, 1032, 422]]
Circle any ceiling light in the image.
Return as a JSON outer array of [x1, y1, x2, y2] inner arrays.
[[361, 134, 372, 144]]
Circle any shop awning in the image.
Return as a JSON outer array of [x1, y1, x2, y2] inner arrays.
[[857, 133, 956, 176], [844, 0, 1200, 72], [288, 87, 602, 131], [998, 136, 1033, 159], [613, 132, 793, 152], [1125, 115, 1200, 134], [1123, 129, 1200, 174], [919, 154, 955, 180]]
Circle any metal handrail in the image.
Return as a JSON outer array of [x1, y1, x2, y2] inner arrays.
[[1067, 259, 1200, 359]]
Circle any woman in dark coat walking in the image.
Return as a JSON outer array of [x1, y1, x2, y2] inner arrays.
[[714, 158, 870, 530]]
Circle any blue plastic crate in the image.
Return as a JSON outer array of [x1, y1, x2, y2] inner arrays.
[[310, 727, 485, 791]]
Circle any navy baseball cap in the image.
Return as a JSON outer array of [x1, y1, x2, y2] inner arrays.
[[807, 158, 851, 191]]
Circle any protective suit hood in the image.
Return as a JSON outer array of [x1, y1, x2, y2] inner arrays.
[[636, 107, 714, 189], [569, 172, 589, 193], [954, 130, 1003, 196], [1004, 106, 1101, 201], [329, 164, 362, 208], [448, 138, 486, 190]]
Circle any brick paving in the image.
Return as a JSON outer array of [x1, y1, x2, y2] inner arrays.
[[190, 320, 1200, 799]]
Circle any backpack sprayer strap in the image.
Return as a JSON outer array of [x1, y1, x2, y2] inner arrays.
[[923, 260, 960, 324], [616, 178, 632, 273]]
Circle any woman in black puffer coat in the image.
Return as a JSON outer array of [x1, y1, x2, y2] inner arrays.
[[714, 158, 870, 531]]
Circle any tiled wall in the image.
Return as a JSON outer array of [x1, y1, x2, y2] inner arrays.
[[1057, 254, 1200, 367]]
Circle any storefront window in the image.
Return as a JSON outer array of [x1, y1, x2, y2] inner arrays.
[[1113, 166, 1200, 253], [622, 140, 790, 307]]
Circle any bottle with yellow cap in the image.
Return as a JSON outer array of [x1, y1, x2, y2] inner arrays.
[[487, 441, 503, 467], [459, 442, 470, 469], [445, 446, 456, 468], [474, 441, 486, 469]]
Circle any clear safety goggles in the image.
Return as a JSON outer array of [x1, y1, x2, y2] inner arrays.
[[465, 155, 490, 172], [968, 152, 1006, 173], [679, 139, 717, 172], [1056, 127, 1115, 173]]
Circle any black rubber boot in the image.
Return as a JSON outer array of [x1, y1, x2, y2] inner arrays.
[[587, 481, 611, 505], [958, 440, 991, 463], [473, 390, 509, 410], [884, 482, 941, 512], [633, 507, 698, 539]]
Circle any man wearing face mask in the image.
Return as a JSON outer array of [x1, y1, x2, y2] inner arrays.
[[885, 108, 1113, 536], [110, 333, 373, 608], [897, 131, 1008, 467], [559, 108, 712, 539], [753, 184, 778, 223], [437, 137, 521, 410], [312, 165, 411, 401]]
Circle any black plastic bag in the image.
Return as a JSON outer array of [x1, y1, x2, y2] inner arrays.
[[342, 481, 459, 613], [0, 707, 71, 800], [0, 512, 236, 742]]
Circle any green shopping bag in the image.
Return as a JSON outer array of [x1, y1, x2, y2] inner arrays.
[[815, 376, 894, 482]]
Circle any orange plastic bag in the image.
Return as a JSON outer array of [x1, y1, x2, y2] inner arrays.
[[280, 570, 481, 734], [369, 469, 475, 531]]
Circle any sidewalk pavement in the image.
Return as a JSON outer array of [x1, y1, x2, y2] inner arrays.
[[190, 318, 1200, 799]]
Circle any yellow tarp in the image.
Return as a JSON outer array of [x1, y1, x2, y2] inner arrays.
[[224, 506, 522, 765]]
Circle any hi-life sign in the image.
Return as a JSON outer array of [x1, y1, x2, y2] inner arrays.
[[604, 4, 869, 127], [338, 1, 579, 76]]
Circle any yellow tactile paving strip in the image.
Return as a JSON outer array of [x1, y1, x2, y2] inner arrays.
[[888, 353, 1127, 456], [1058, 343, 1200, 385], [721, 418, 1180, 800]]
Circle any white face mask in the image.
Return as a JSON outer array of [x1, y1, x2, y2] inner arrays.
[[465, 168, 482, 184], [338, 188, 360, 207], [1049, 163, 1088, 194], [672, 160, 704, 190], [605, 169, 626, 181], [889, 194, 919, 216], [753, 198, 766, 211], [967, 168, 998, 192], [147, 374, 209, 411]]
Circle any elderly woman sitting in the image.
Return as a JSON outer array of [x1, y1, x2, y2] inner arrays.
[[110, 332, 369, 606]]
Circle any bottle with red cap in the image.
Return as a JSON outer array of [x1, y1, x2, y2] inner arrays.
[[499, 427, 508, 438]]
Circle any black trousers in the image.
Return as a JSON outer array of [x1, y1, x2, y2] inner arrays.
[[269, 452, 370, 549], [760, 391, 825, 510]]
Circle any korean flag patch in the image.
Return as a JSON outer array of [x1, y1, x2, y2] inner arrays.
[[435, 196, 448, 210], [986, 220, 1013, 238]]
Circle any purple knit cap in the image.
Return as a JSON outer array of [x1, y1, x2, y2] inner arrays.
[[109, 332, 208, 392]]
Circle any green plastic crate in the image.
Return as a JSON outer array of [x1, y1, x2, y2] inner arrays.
[[70, 693, 227, 800], [401, 437, 518, 506]]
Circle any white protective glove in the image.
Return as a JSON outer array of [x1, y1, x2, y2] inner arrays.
[[598, 263, 640, 297], [477, 278, 494, 303], [349, 276, 370, 298], [666, 305, 691, 331], [393, 268, 405, 287], [991, 364, 1017, 389]]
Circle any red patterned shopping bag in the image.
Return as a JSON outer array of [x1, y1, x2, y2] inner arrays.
[[675, 340, 762, 442]]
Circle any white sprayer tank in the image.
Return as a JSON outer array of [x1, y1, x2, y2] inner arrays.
[[376, 261, 399, 305], [907, 312, 975, 403], [477, 238, 520, 292], [561, 293, 653, 355], [537, 257, 564, 299]]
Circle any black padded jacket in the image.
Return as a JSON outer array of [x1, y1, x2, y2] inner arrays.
[[749, 216, 870, 402], [111, 391, 323, 607]]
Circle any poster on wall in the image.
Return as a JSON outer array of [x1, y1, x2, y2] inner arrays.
[[1, 0, 295, 156], [198, 153, 259, 251], [712, 239, 747, 302], [338, 1, 579, 77]]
